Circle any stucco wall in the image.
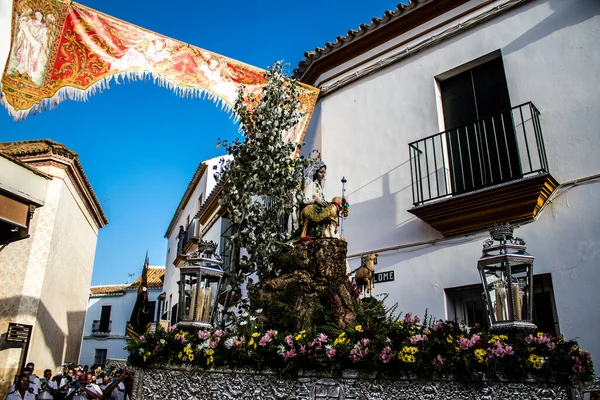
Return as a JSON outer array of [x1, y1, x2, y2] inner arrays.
[[304, 0, 600, 360], [0, 164, 101, 394]]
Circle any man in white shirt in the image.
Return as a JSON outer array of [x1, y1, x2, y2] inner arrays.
[[66, 373, 102, 400], [24, 364, 40, 396], [59, 368, 75, 398], [38, 369, 58, 400], [4, 373, 36, 400], [5, 368, 38, 397], [102, 370, 133, 400]]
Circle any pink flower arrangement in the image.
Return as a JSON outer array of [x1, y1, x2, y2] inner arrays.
[[281, 348, 297, 362], [409, 334, 428, 345], [284, 335, 294, 347], [326, 347, 336, 359], [459, 334, 480, 350], [525, 333, 550, 345], [259, 333, 273, 347], [403, 312, 420, 324], [349, 338, 370, 363], [487, 342, 514, 359], [198, 330, 211, 340], [432, 354, 446, 368], [378, 346, 394, 364]]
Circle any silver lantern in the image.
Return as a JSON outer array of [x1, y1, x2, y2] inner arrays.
[[176, 240, 224, 328], [478, 223, 536, 332]]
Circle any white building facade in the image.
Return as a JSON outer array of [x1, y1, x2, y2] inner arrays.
[[79, 266, 164, 366], [295, 0, 600, 361], [161, 156, 233, 326]]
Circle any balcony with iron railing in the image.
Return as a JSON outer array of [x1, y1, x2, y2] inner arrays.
[[174, 219, 202, 265], [91, 320, 111, 337], [407, 102, 558, 236]]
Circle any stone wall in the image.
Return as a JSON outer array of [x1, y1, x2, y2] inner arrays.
[[131, 366, 584, 400]]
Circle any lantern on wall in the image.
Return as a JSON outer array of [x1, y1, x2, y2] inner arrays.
[[478, 223, 536, 331], [176, 240, 224, 328]]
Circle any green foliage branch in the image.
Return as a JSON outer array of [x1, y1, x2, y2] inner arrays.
[[215, 62, 310, 289]]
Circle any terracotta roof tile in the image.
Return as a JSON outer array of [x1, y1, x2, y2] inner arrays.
[[90, 285, 127, 296], [164, 163, 207, 238], [194, 179, 224, 220], [293, 0, 431, 81], [90, 267, 164, 296], [0, 139, 108, 226], [128, 266, 165, 289]]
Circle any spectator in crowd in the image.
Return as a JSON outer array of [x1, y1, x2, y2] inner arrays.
[[4, 372, 36, 400], [38, 369, 58, 400], [6, 368, 39, 397], [59, 369, 76, 399], [66, 373, 102, 400], [102, 370, 133, 400]]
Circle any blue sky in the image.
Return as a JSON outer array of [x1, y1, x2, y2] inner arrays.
[[1, 0, 401, 285]]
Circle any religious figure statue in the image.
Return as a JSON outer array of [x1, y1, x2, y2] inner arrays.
[[8, 8, 53, 87], [290, 161, 349, 239]]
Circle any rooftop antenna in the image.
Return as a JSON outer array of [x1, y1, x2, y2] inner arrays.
[[126, 273, 135, 284]]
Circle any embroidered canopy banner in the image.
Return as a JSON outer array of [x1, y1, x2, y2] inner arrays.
[[0, 0, 319, 144]]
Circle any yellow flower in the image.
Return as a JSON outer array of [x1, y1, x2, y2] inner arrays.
[[178, 352, 183, 359], [252, 332, 261, 338], [528, 354, 543, 369], [294, 330, 306, 341], [182, 356, 188, 362], [206, 356, 214, 365], [188, 354, 194, 362], [537, 332, 544, 338], [447, 335, 454, 344], [248, 338, 255, 346], [401, 354, 416, 363], [474, 349, 487, 363], [206, 349, 215, 356], [355, 325, 363, 332], [488, 335, 509, 344]]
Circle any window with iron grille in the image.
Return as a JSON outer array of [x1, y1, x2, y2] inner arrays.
[[94, 349, 107, 366]]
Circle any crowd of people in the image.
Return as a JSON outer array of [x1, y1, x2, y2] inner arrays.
[[5, 362, 133, 400]]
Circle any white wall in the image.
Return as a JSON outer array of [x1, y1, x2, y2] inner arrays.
[[79, 287, 162, 366], [163, 155, 230, 320], [305, 0, 600, 360]]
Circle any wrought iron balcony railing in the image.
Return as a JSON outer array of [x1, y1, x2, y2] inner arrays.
[[91, 320, 111, 335], [409, 102, 548, 206]]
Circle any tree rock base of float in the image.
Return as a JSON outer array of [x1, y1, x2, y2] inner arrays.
[[252, 238, 357, 331]]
